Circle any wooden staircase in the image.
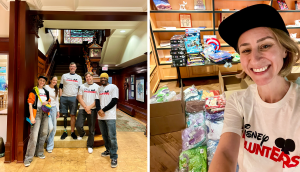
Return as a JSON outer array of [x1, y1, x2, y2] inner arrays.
[[51, 63, 104, 148]]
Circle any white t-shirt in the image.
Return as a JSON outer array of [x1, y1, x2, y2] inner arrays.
[[78, 83, 99, 110], [37, 88, 47, 108], [44, 85, 60, 112], [98, 84, 119, 120], [222, 82, 300, 172], [60, 73, 82, 97]]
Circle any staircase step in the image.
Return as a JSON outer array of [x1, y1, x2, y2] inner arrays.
[[57, 117, 88, 126], [55, 126, 90, 136], [53, 135, 103, 148]]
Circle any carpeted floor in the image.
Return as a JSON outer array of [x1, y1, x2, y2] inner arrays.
[[116, 110, 146, 132]]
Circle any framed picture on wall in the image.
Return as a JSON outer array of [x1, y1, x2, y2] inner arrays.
[[131, 85, 134, 91], [125, 78, 129, 101], [131, 91, 134, 98], [179, 14, 192, 28], [136, 78, 144, 102], [131, 75, 134, 84]]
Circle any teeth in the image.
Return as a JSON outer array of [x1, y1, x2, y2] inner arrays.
[[253, 66, 268, 72]]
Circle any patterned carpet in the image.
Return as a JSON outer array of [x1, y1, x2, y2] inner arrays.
[[116, 110, 146, 132]]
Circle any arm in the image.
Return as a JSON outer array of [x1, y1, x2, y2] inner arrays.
[[28, 103, 35, 124], [59, 75, 64, 97], [208, 133, 240, 172], [56, 93, 60, 118], [102, 98, 118, 112], [95, 99, 101, 112]]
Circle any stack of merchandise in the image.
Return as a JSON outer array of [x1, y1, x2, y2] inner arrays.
[[170, 35, 187, 67], [185, 29, 205, 66], [150, 85, 181, 104], [177, 85, 229, 172]]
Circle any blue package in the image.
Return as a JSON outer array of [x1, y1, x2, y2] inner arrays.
[[185, 36, 202, 54], [207, 140, 219, 166]]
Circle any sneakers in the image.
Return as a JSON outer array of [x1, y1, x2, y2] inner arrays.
[[101, 150, 110, 157], [71, 132, 77, 140], [77, 132, 86, 140], [38, 154, 45, 159], [47, 150, 52, 153], [24, 160, 30, 167], [61, 131, 68, 140], [88, 148, 93, 154], [111, 159, 117, 168]]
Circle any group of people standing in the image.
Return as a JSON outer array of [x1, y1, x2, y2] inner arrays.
[[24, 62, 119, 168]]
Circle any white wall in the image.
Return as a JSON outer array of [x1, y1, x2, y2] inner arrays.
[[0, 8, 9, 37], [38, 28, 54, 55], [119, 22, 147, 64], [0, 115, 7, 143], [102, 36, 126, 64]]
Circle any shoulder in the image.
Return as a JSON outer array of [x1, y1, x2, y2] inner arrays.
[[62, 73, 68, 76], [75, 74, 82, 78], [110, 84, 118, 89], [227, 84, 256, 103], [93, 83, 100, 87], [43, 88, 49, 94]]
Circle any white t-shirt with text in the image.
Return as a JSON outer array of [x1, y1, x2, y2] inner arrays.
[[98, 84, 119, 120], [37, 88, 47, 108], [60, 73, 82, 97], [222, 82, 300, 172], [44, 85, 60, 112], [78, 83, 99, 110]]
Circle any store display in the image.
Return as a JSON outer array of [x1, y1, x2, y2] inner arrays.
[[170, 35, 187, 67], [153, 0, 172, 10], [182, 125, 207, 151], [179, 146, 208, 172], [186, 100, 206, 113], [194, 0, 206, 10], [205, 119, 224, 140], [179, 1, 188, 10]]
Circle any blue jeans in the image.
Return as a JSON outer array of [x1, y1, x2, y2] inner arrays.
[[47, 106, 57, 151], [98, 120, 118, 159]]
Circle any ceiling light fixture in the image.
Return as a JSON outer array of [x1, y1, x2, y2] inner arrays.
[[120, 30, 126, 33]]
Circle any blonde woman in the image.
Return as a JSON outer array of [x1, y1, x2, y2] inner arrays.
[[209, 4, 300, 172]]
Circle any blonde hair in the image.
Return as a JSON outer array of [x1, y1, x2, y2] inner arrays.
[[236, 27, 300, 79]]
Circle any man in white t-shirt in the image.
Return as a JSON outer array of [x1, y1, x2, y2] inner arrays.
[[59, 62, 82, 140], [96, 73, 119, 168], [76, 72, 99, 154]]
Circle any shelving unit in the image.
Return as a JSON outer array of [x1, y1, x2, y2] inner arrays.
[[150, 0, 300, 81]]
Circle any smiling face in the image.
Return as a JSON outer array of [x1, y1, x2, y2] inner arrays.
[[100, 77, 108, 86], [85, 73, 93, 84], [69, 64, 77, 74], [38, 78, 46, 87], [50, 77, 57, 87], [238, 27, 287, 85]]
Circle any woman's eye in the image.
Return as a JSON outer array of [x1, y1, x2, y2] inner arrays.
[[241, 49, 251, 54], [261, 44, 272, 49]]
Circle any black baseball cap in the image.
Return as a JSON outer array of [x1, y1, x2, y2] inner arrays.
[[38, 75, 48, 81], [219, 4, 289, 52]]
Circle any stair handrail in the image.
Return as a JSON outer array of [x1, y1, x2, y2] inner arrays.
[[45, 48, 57, 78]]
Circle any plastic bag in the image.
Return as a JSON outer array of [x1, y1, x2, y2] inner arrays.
[[205, 111, 224, 121], [165, 91, 176, 102], [184, 85, 202, 102], [150, 86, 170, 103], [186, 111, 205, 128], [182, 125, 207, 151], [201, 90, 219, 100], [172, 92, 182, 101], [179, 146, 208, 172], [205, 95, 226, 113], [186, 100, 206, 113], [207, 140, 219, 166], [206, 120, 224, 141]]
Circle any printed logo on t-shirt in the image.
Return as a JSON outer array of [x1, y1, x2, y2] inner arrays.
[[66, 78, 78, 82], [84, 88, 96, 93], [39, 93, 46, 97], [243, 124, 299, 168], [99, 90, 110, 95]]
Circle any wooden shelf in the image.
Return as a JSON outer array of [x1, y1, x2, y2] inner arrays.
[[221, 43, 230, 47], [153, 28, 214, 32], [214, 10, 238, 13], [277, 10, 300, 12], [150, 10, 213, 13], [157, 46, 171, 50], [160, 61, 172, 65]]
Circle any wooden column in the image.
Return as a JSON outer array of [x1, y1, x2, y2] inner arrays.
[[5, 1, 39, 163]]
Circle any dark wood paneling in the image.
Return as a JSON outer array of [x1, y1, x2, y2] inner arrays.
[[6, 1, 38, 163], [30, 11, 146, 21], [0, 38, 9, 55]]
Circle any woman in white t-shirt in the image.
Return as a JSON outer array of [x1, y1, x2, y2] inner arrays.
[[44, 76, 60, 153], [209, 4, 300, 172]]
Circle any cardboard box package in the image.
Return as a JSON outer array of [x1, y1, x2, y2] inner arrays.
[[150, 81, 186, 136]]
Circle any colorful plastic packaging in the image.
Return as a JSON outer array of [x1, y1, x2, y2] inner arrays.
[[179, 146, 208, 172], [206, 120, 224, 141], [207, 140, 219, 166]]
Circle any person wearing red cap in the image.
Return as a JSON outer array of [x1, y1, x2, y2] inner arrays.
[[210, 4, 300, 172]]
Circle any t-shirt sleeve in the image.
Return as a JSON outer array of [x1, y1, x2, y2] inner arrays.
[[95, 85, 99, 99], [60, 75, 64, 84], [78, 85, 83, 95], [112, 85, 119, 99], [221, 92, 243, 137], [79, 76, 83, 87]]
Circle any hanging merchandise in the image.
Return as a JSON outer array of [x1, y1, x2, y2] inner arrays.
[[206, 120, 224, 141], [206, 38, 220, 51], [207, 140, 219, 166], [179, 146, 208, 172], [186, 100, 206, 113], [205, 110, 224, 121]]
